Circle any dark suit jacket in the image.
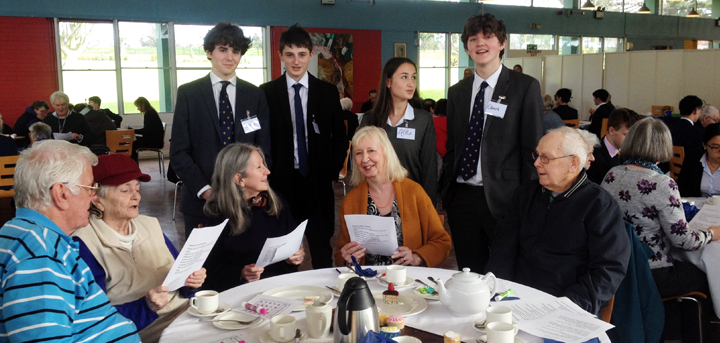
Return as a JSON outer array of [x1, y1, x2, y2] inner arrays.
[[260, 73, 348, 199], [134, 108, 164, 148], [170, 74, 271, 217], [670, 118, 704, 169], [360, 100, 373, 113], [588, 103, 615, 139], [43, 111, 96, 147], [553, 104, 578, 121], [83, 109, 116, 146], [677, 153, 704, 197], [443, 66, 544, 220], [0, 135, 18, 156], [587, 137, 621, 184]]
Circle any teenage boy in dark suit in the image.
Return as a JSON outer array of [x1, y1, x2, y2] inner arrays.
[[260, 24, 347, 269], [171, 22, 271, 238]]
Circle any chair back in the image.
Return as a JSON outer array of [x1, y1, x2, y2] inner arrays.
[[0, 155, 20, 198], [563, 119, 579, 129], [670, 146, 685, 181], [161, 122, 167, 149], [651, 105, 673, 116], [338, 141, 352, 180], [106, 129, 135, 156], [600, 295, 615, 323], [600, 118, 609, 138]]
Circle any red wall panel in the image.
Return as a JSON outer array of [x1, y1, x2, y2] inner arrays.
[[0, 17, 59, 128], [270, 26, 381, 113]]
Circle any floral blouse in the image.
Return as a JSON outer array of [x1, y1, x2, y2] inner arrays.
[[364, 192, 403, 266], [601, 166, 712, 269]]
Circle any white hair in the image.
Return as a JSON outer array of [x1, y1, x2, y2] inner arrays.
[[701, 105, 719, 119], [340, 97, 353, 111], [14, 140, 98, 211], [577, 129, 600, 149], [546, 126, 588, 172], [49, 91, 70, 105]]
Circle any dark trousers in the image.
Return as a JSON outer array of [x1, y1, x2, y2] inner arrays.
[[652, 260, 712, 341], [445, 182, 497, 273], [287, 170, 335, 269]]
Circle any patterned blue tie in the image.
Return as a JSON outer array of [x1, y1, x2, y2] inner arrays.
[[293, 83, 309, 177], [460, 81, 489, 181], [219, 81, 234, 146]]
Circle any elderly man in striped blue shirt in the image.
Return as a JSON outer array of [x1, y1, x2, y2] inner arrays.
[[0, 140, 139, 342]]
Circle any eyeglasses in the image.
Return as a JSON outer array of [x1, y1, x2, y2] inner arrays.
[[707, 145, 720, 153], [532, 152, 575, 164], [51, 182, 100, 196]]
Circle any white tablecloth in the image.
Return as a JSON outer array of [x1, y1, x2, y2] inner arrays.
[[159, 267, 609, 343]]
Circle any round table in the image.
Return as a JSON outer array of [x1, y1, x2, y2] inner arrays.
[[160, 267, 609, 343]]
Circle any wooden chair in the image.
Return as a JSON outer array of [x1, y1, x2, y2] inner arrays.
[[600, 295, 615, 323], [651, 105, 673, 116], [0, 155, 20, 198], [106, 129, 135, 157], [662, 291, 707, 343], [136, 123, 166, 177], [670, 146, 685, 181], [337, 141, 352, 195], [563, 119, 580, 129], [600, 118, 609, 138]]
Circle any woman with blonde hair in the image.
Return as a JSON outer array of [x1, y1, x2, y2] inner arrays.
[[203, 143, 304, 291], [334, 126, 451, 267]]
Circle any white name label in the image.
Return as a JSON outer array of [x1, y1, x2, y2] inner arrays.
[[486, 101, 508, 119], [241, 116, 261, 133], [397, 127, 416, 140]]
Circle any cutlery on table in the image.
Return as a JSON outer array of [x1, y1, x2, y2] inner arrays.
[[325, 285, 341, 294], [414, 279, 439, 295], [210, 317, 260, 325], [474, 319, 487, 330], [427, 276, 439, 285]]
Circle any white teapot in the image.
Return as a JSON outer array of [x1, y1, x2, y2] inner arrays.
[[435, 268, 498, 317]]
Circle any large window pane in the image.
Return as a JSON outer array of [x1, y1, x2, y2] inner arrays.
[[177, 69, 211, 86], [510, 34, 556, 50], [59, 22, 114, 70], [419, 33, 446, 68], [604, 37, 624, 53], [236, 69, 265, 87], [419, 68, 446, 101], [490, 0, 531, 6], [698, 40, 711, 50], [174, 25, 212, 68], [591, 0, 624, 12], [559, 36, 580, 55], [662, 0, 712, 17], [240, 27, 265, 69], [119, 22, 170, 68], [534, 0, 565, 8], [582, 37, 602, 54], [121, 69, 172, 112], [62, 71, 118, 113]]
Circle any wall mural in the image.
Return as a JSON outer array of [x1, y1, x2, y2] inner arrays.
[[310, 33, 353, 98]]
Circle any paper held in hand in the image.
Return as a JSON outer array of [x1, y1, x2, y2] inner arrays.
[[344, 215, 399, 256], [162, 219, 228, 291], [688, 203, 720, 232], [254, 220, 308, 268]]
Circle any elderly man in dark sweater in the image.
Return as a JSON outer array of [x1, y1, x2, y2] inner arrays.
[[487, 127, 630, 316]]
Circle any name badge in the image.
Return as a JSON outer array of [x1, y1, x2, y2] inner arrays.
[[312, 121, 320, 134], [241, 116, 261, 133], [397, 127, 416, 140], [486, 101, 508, 119]]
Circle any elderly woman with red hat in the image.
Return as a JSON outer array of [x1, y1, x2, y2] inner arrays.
[[72, 154, 206, 343]]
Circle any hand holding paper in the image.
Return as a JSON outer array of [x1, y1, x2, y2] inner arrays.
[[344, 215, 399, 255], [255, 220, 308, 268], [162, 219, 227, 291]]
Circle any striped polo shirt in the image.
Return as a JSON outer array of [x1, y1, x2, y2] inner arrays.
[[0, 208, 139, 342]]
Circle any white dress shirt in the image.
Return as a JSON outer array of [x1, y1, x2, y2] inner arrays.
[[456, 63, 503, 186], [286, 72, 310, 170], [209, 71, 237, 117], [386, 103, 414, 127]]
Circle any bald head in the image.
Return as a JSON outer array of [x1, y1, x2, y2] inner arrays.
[[701, 106, 720, 128]]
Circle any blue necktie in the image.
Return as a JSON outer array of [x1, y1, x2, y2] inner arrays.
[[460, 81, 489, 181], [293, 83, 309, 177], [219, 81, 234, 146]]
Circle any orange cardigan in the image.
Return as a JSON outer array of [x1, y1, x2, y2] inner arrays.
[[334, 178, 452, 268]]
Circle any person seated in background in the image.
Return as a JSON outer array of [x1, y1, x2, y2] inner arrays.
[[339, 97, 359, 141], [586, 108, 641, 184], [360, 89, 378, 113], [696, 105, 719, 137], [487, 127, 630, 316], [552, 88, 578, 121], [587, 89, 615, 139], [130, 97, 164, 163], [541, 94, 564, 133], [76, 103, 117, 145], [602, 117, 719, 341], [670, 95, 706, 169], [513, 64, 523, 73], [44, 91, 96, 146], [462, 67, 473, 79], [422, 98, 435, 114], [28, 122, 52, 146], [433, 99, 448, 183], [0, 114, 18, 156], [13, 100, 49, 148], [0, 141, 140, 342], [88, 95, 123, 128], [678, 123, 720, 197], [335, 126, 452, 268], [203, 143, 304, 291], [578, 129, 600, 170], [72, 154, 205, 343]]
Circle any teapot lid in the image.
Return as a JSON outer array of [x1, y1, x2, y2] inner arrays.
[[452, 268, 481, 282]]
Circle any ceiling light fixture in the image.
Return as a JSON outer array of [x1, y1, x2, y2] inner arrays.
[[580, 0, 596, 10]]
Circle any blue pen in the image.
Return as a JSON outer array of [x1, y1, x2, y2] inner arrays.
[[335, 268, 342, 274]]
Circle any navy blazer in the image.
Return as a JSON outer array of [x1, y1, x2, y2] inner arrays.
[[587, 137, 621, 184], [170, 74, 271, 216], [588, 103, 615, 139], [443, 66, 544, 220]]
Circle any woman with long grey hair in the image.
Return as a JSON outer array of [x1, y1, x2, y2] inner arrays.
[[202, 143, 304, 292]]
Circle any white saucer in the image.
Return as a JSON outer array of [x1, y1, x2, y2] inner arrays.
[[259, 330, 307, 343], [212, 311, 263, 330], [377, 276, 414, 288], [394, 336, 422, 343], [188, 301, 231, 317], [476, 336, 523, 343], [473, 318, 518, 334]]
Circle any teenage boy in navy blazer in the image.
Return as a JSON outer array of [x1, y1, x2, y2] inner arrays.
[[260, 24, 348, 269], [442, 13, 544, 273], [171, 22, 271, 238]]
